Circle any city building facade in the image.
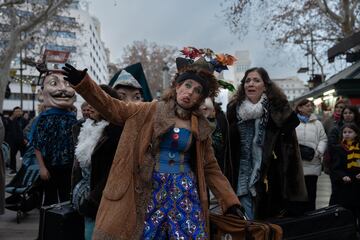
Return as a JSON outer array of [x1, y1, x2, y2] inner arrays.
[[272, 76, 309, 101], [3, 1, 109, 116]]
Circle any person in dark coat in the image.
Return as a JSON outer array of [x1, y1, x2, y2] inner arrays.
[[72, 82, 142, 240], [227, 67, 307, 220], [330, 123, 360, 231], [0, 118, 5, 215], [200, 97, 232, 180], [72, 85, 123, 240], [327, 105, 360, 205], [4, 106, 26, 174]]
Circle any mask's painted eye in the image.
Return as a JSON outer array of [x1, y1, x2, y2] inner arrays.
[[49, 80, 56, 86], [185, 82, 192, 89]]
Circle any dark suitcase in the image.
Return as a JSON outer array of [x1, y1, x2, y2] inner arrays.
[[269, 205, 357, 240], [39, 201, 84, 240]]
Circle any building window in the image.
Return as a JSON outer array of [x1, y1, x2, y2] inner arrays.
[[53, 15, 76, 24], [45, 43, 77, 53], [49, 30, 76, 39]]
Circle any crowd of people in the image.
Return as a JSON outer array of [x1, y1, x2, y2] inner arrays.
[[0, 52, 359, 239]]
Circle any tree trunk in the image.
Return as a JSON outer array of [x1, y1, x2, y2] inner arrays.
[[0, 69, 10, 114]]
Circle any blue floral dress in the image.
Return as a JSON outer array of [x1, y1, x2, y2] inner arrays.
[[143, 127, 207, 239]]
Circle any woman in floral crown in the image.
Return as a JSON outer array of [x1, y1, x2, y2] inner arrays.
[[61, 48, 243, 240]]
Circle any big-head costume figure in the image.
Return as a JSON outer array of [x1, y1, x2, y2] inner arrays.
[[30, 66, 77, 206]]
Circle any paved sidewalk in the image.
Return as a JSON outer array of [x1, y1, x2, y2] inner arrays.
[[0, 170, 334, 240], [0, 169, 39, 240]]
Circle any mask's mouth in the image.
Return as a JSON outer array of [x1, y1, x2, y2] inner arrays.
[[50, 91, 75, 99]]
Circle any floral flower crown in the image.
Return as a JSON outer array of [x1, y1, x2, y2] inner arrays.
[[180, 47, 237, 73], [178, 47, 237, 91]]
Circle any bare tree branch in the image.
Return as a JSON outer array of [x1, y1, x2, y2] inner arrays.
[[0, 0, 25, 9]]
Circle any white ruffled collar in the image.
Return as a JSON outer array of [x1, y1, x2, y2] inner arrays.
[[75, 118, 109, 168]]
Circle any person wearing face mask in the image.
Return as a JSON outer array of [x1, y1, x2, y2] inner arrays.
[[28, 66, 78, 208], [61, 50, 243, 239], [227, 67, 307, 220], [295, 99, 327, 212]]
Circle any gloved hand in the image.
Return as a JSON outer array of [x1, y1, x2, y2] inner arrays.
[[62, 63, 87, 86], [225, 205, 246, 220]]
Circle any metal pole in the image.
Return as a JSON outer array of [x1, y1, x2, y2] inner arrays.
[[32, 90, 35, 116], [20, 49, 23, 109]]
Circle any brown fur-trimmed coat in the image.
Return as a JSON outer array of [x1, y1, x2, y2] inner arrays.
[[73, 75, 240, 240]]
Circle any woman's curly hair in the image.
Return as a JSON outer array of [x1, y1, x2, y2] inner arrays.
[[228, 67, 287, 108], [162, 65, 219, 104]]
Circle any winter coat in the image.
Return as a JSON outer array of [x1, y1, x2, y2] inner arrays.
[[330, 144, 360, 208], [71, 122, 122, 219], [73, 75, 240, 240], [295, 114, 327, 176], [227, 100, 307, 219]]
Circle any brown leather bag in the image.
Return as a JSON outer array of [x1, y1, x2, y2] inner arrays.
[[210, 208, 283, 240]]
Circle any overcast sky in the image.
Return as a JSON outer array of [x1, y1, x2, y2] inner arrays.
[[86, 0, 307, 80]]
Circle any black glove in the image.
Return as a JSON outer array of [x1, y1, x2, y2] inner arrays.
[[62, 63, 87, 86], [225, 205, 246, 220]]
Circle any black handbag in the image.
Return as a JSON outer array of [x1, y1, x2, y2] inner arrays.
[[299, 144, 315, 161]]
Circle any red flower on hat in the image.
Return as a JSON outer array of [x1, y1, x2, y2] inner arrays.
[[180, 47, 203, 59]]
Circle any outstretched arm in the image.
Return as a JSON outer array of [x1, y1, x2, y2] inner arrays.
[[62, 63, 145, 125]]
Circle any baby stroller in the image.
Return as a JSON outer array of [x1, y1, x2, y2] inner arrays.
[[5, 145, 42, 223]]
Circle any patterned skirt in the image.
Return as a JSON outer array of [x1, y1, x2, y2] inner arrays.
[[143, 171, 207, 240]]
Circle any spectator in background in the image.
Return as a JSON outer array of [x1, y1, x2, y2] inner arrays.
[[322, 97, 349, 135], [330, 123, 360, 231], [295, 99, 327, 211], [4, 106, 26, 174], [327, 105, 360, 205], [80, 102, 91, 120], [200, 97, 232, 179]]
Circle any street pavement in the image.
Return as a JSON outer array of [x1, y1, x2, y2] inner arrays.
[[0, 169, 333, 240], [0, 168, 39, 240]]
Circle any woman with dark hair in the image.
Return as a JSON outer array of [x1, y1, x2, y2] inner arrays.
[[327, 105, 360, 205], [227, 67, 307, 220], [295, 99, 327, 211], [61, 56, 242, 239]]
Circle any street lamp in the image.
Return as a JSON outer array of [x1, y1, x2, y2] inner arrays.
[[30, 80, 36, 117]]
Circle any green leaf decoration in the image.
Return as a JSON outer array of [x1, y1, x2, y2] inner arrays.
[[218, 79, 235, 92]]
